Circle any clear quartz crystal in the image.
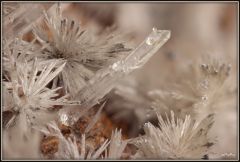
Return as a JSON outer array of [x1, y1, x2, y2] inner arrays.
[[65, 28, 171, 118]]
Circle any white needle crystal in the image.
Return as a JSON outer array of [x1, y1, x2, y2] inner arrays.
[[3, 3, 54, 46]]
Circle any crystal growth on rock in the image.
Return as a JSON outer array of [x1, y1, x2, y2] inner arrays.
[[132, 111, 215, 159], [68, 28, 170, 118]]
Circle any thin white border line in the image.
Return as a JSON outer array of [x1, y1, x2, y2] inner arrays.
[[236, 1, 239, 161], [0, 1, 239, 161], [1, 1, 239, 3]]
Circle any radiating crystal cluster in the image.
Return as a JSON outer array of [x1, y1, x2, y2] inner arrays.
[[3, 2, 232, 161], [2, 2, 172, 160], [147, 55, 232, 120], [3, 3, 53, 46], [132, 111, 215, 159]]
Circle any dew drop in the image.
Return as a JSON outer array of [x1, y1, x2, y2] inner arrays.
[[201, 64, 208, 69], [152, 27, 157, 33], [146, 37, 155, 46], [213, 70, 218, 74], [146, 27, 160, 45], [201, 95, 208, 101], [60, 113, 69, 125], [111, 62, 118, 70]]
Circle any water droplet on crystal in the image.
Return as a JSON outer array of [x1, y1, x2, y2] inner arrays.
[[201, 64, 207, 69], [146, 28, 160, 45], [213, 70, 218, 74], [152, 27, 157, 33], [112, 62, 118, 70], [146, 37, 155, 46], [60, 113, 69, 125], [201, 95, 208, 101]]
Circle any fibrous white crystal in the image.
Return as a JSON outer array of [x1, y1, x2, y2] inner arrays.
[[39, 121, 110, 160], [104, 129, 129, 159], [2, 3, 54, 46], [31, 3, 131, 97], [132, 111, 215, 159], [3, 57, 81, 134], [148, 55, 232, 120]]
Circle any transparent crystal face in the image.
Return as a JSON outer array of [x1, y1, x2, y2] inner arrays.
[[66, 28, 171, 121]]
